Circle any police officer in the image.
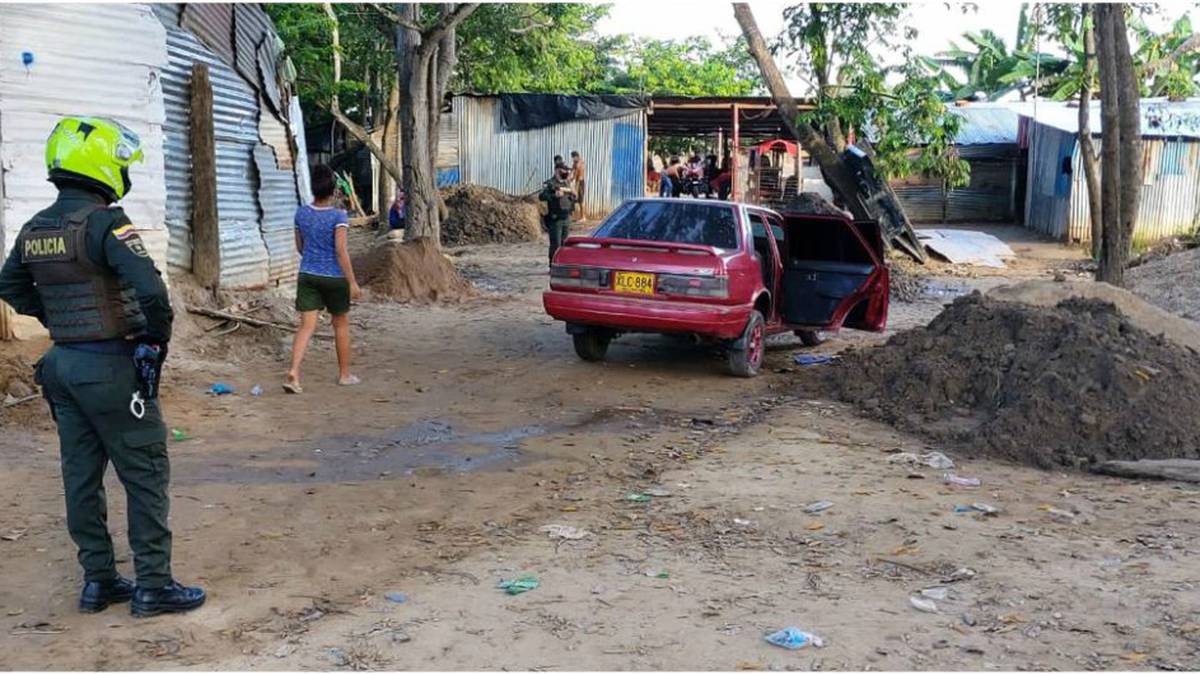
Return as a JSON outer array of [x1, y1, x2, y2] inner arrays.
[[539, 163, 577, 264], [0, 116, 205, 617]]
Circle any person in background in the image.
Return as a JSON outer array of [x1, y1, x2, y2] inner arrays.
[[540, 163, 577, 264], [553, 154, 566, 171], [660, 157, 682, 197], [387, 188, 406, 233], [646, 157, 661, 196], [570, 151, 586, 221], [285, 164, 362, 394]]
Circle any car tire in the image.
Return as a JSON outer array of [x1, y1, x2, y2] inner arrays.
[[573, 330, 611, 362], [796, 329, 825, 347], [728, 311, 766, 378]]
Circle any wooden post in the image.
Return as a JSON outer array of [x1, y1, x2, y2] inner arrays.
[[189, 63, 220, 288], [731, 104, 740, 201]]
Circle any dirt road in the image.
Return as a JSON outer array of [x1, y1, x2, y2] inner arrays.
[[2, 228, 1196, 670]]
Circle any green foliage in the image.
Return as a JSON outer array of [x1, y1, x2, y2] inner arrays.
[[601, 36, 763, 96], [1131, 13, 1200, 99], [453, 4, 613, 93], [936, 6, 1072, 103], [778, 3, 970, 188], [266, 4, 395, 128]]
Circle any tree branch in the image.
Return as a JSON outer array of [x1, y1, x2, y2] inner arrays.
[[1143, 33, 1200, 79], [323, 2, 401, 186], [420, 3, 480, 57], [368, 3, 423, 32]]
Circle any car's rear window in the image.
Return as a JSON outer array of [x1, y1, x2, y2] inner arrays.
[[593, 201, 739, 249]]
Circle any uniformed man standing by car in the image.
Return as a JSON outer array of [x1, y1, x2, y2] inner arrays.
[[539, 163, 578, 264], [0, 116, 205, 617]]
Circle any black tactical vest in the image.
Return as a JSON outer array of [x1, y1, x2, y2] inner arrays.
[[16, 204, 146, 342]]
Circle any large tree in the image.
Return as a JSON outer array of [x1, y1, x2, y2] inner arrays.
[[732, 3, 869, 221], [386, 3, 479, 244], [1095, 3, 1143, 286], [1078, 5, 1103, 260], [771, 3, 969, 188]]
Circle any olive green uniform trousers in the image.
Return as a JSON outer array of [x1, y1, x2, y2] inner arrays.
[[38, 345, 172, 588]]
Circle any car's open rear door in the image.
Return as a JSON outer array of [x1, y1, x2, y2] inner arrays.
[[778, 214, 889, 331]]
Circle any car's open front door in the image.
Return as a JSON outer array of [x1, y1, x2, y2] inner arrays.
[[778, 214, 889, 331]]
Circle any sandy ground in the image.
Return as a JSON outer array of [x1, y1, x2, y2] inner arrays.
[[2, 225, 1197, 670]]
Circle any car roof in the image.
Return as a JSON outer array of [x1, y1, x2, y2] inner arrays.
[[623, 197, 783, 218]]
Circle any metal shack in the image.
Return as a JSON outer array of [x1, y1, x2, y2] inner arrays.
[[890, 104, 1023, 224], [1022, 98, 1200, 246], [0, 3, 311, 338], [447, 94, 649, 219]]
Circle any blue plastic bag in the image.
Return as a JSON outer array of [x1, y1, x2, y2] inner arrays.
[[765, 627, 825, 650]]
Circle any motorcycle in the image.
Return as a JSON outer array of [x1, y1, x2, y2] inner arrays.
[[678, 162, 708, 198]]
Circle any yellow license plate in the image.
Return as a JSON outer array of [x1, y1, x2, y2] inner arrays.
[[613, 271, 656, 295]]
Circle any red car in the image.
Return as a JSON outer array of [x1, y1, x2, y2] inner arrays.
[[543, 198, 889, 376]]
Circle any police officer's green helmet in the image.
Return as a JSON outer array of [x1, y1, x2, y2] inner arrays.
[[45, 116, 144, 201]]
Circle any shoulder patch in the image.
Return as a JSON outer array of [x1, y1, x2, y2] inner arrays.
[[112, 224, 137, 241]]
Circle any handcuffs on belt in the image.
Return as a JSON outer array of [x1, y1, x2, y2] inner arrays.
[[130, 391, 146, 420]]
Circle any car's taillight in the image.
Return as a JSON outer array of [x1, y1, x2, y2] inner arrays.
[[550, 265, 609, 289], [656, 274, 728, 298]]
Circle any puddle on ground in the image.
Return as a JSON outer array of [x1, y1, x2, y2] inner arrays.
[[174, 407, 666, 486], [921, 279, 973, 301]]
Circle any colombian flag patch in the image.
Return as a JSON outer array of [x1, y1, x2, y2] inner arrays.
[[112, 224, 137, 240]]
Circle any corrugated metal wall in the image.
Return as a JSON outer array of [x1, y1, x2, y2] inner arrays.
[[455, 96, 646, 218], [1027, 117, 1200, 245], [1067, 137, 1200, 246], [0, 4, 170, 270], [254, 143, 299, 283], [1023, 122, 1075, 240], [179, 4, 235, 68], [161, 25, 267, 287], [892, 153, 1017, 224], [160, 20, 302, 289], [289, 96, 313, 204]]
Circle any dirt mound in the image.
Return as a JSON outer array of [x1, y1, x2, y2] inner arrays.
[[1128, 245, 1200, 322], [831, 292, 1200, 470], [782, 192, 851, 218], [887, 257, 926, 303], [989, 279, 1200, 353], [440, 184, 543, 247], [356, 237, 474, 303], [0, 353, 37, 400]]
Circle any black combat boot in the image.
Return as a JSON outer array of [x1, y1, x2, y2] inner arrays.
[[131, 581, 206, 618], [79, 576, 135, 613]]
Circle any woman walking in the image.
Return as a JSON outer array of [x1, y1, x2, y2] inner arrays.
[[284, 164, 362, 393]]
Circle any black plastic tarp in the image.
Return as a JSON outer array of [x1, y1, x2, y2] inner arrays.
[[498, 94, 649, 132]]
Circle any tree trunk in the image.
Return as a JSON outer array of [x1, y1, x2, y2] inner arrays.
[[396, 5, 438, 242], [1094, 4, 1142, 287], [393, 3, 477, 245], [732, 3, 868, 220], [1112, 7, 1142, 266], [1078, 5, 1103, 260]]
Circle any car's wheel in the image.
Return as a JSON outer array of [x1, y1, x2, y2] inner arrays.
[[796, 329, 825, 347], [573, 330, 611, 362], [728, 311, 766, 377]]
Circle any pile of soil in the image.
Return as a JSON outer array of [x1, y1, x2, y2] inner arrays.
[[440, 184, 543, 247], [1129, 245, 1200, 321], [0, 354, 37, 401], [783, 192, 851, 218], [356, 237, 474, 303], [887, 256, 927, 303], [831, 287, 1200, 470]]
